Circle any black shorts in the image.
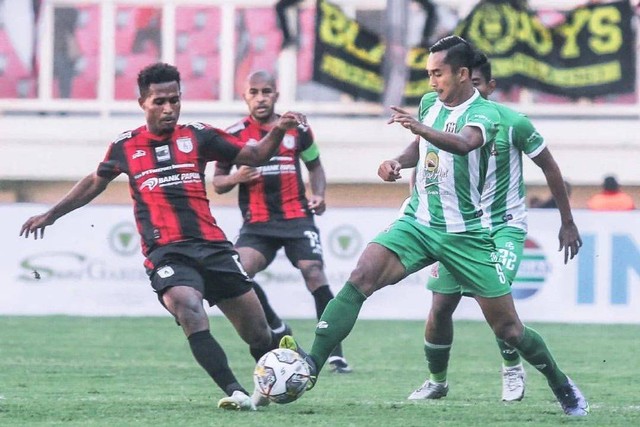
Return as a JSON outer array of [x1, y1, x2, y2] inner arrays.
[[146, 240, 254, 307], [236, 222, 324, 266]]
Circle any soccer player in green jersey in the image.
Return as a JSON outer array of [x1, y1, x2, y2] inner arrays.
[[408, 52, 583, 407], [280, 35, 589, 416]]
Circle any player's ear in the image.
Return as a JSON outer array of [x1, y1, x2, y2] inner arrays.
[[459, 66, 470, 81], [488, 79, 497, 95]]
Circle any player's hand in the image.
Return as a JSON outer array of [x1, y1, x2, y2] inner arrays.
[[20, 213, 55, 240], [276, 111, 308, 131], [234, 165, 261, 183], [378, 160, 402, 182], [388, 106, 425, 135], [307, 195, 326, 215], [558, 221, 582, 264]]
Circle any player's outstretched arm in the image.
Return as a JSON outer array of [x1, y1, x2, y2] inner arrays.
[[234, 111, 307, 166], [19, 172, 110, 240], [388, 106, 483, 155], [532, 148, 582, 263]]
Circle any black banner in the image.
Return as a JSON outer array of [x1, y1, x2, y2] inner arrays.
[[312, 0, 385, 102], [313, 0, 635, 103], [455, 0, 635, 98]]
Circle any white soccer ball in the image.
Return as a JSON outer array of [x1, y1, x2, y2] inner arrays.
[[253, 348, 311, 404]]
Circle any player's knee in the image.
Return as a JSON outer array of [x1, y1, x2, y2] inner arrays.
[[246, 325, 273, 348], [346, 266, 375, 294], [430, 304, 455, 321], [299, 262, 326, 286], [492, 321, 522, 345]]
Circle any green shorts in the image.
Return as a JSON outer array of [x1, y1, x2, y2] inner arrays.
[[427, 225, 526, 295], [371, 216, 510, 298]]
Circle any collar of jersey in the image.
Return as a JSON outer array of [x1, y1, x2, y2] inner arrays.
[[441, 88, 480, 111]]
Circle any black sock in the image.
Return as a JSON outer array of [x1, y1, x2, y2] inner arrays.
[[313, 285, 344, 358], [188, 330, 246, 396], [253, 281, 282, 329]]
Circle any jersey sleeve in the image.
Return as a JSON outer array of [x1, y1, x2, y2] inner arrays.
[[193, 123, 244, 162], [298, 126, 319, 163], [512, 114, 546, 158], [464, 104, 499, 147], [96, 137, 126, 180]]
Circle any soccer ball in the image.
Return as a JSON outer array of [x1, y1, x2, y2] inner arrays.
[[253, 348, 311, 404]]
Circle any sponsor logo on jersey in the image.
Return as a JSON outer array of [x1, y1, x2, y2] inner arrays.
[[157, 266, 175, 278], [139, 172, 201, 191], [132, 149, 146, 159], [176, 137, 193, 153], [444, 122, 457, 133], [155, 145, 171, 162], [140, 177, 159, 191], [425, 151, 439, 172], [133, 163, 196, 179], [282, 134, 296, 150]]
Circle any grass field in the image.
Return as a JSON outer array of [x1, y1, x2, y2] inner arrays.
[[1, 317, 639, 426]]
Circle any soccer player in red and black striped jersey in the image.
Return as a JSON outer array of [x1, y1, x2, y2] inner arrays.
[[19, 63, 307, 411], [213, 71, 352, 378]]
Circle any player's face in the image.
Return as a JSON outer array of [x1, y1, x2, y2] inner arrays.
[[471, 68, 496, 100], [243, 79, 278, 123], [426, 51, 469, 106], [139, 81, 181, 135]]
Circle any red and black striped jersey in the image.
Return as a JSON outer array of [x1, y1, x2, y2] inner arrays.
[[97, 122, 243, 256], [219, 115, 318, 224]]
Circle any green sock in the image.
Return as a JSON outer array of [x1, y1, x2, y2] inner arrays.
[[310, 282, 366, 374], [514, 326, 568, 388], [496, 338, 522, 367], [425, 341, 451, 383]]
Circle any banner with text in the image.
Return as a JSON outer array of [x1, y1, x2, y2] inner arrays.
[[3, 205, 639, 323], [312, 0, 430, 104], [313, 0, 635, 104], [455, 0, 635, 98], [312, 0, 385, 102]]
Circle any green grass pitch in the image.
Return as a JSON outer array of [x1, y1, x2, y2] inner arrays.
[[1, 317, 639, 426]]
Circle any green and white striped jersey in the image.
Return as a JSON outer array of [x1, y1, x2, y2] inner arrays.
[[480, 102, 546, 232], [403, 90, 499, 232]]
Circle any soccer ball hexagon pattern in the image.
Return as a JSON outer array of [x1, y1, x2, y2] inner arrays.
[[253, 348, 311, 404]]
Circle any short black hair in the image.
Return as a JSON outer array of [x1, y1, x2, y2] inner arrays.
[[429, 35, 475, 74], [603, 175, 619, 191], [472, 50, 492, 82], [137, 63, 181, 98]]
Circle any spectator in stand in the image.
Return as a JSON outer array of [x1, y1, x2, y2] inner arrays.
[[587, 176, 635, 211], [536, 180, 572, 209]]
